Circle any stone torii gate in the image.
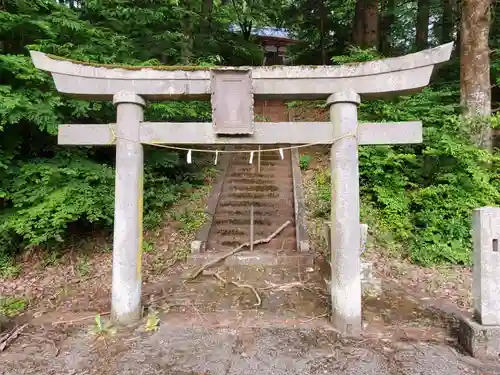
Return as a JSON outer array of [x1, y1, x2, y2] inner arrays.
[[30, 43, 452, 334]]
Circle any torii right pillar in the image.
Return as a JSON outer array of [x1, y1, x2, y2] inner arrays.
[[328, 90, 362, 335]]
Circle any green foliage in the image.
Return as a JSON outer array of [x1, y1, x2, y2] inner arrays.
[[89, 313, 116, 336], [144, 308, 160, 332], [76, 256, 92, 277], [0, 0, 498, 270], [299, 154, 312, 170], [0, 297, 28, 317], [1, 156, 115, 248], [331, 46, 382, 64], [313, 87, 500, 266], [0, 254, 21, 279], [174, 209, 208, 235], [0, 0, 218, 260], [142, 240, 155, 253]]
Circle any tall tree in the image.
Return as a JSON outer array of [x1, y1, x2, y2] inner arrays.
[[181, 0, 194, 64], [441, 0, 454, 43], [352, 0, 365, 46], [460, 0, 492, 148], [351, 0, 379, 49], [416, 0, 430, 50], [363, 0, 379, 48], [379, 0, 396, 54]]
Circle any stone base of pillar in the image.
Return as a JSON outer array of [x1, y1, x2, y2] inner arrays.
[[458, 317, 500, 359]]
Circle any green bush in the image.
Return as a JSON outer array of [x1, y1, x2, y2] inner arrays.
[[0, 1, 217, 262], [312, 88, 500, 266], [0, 148, 210, 255], [299, 154, 312, 170]]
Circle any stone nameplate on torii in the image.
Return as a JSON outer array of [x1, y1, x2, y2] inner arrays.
[[29, 43, 453, 334]]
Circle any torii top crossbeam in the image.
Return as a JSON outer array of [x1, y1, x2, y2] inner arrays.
[[30, 43, 453, 100]]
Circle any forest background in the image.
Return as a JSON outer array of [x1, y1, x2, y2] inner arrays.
[[0, 0, 498, 274]]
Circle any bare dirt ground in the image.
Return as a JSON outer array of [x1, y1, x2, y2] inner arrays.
[[0, 150, 499, 375], [0, 183, 212, 329]]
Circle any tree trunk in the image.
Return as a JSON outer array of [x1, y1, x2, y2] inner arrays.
[[363, 0, 379, 48], [199, 0, 214, 40], [379, 0, 396, 55], [195, 0, 214, 52], [240, 21, 253, 41], [201, 0, 214, 31], [453, 0, 462, 57], [441, 0, 454, 43], [181, 2, 194, 64], [460, 0, 492, 148], [351, 0, 365, 46], [319, 0, 328, 64], [416, 0, 430, 50]]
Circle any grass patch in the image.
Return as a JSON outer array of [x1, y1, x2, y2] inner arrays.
[[0, 297, 28, 317], [76, 256, 92, 278], [143, 240, 156, 253], [0, 255, 21, 279], [299, 154, 312, 170]]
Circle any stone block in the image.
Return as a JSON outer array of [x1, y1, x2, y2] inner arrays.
[[361, 261, 382, 297], [322, 221, 368, 254], [472, 207, 500, 326], [324, 260, 382, 297], [458, 316, 500, 359]]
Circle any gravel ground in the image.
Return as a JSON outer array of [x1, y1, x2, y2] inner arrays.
[[2, 317, 500, 375]]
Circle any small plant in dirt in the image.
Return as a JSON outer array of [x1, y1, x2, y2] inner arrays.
[[299, 154, 312, 170], [41, 251, 64, 268], [175, 209, 207, 235], [0, 297, 28, 317], [142, 240, 155, 253], [0, 255, 21, 279], [144, 309, 160, 332], [102, 245, 113, 253], [89, 314, 116, 338], [76, 256, 92, 277], [254, 114, 271, 121]]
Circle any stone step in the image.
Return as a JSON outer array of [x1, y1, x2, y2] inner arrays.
[[227, 172, 292, 178], [219, 191, 281, 200], [188, 252, 313, 267], [225, 178, 281, 185], [213, 217, 275, 226], [223, 184, 281, 192], [216, 207, 289, 216], [218, 199, 293, 207], [208, 240, 297, 251], [206, 237, 297, 251], [215, 225, 295, 237]]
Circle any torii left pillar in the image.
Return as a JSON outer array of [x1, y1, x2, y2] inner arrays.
[[111, 91, 146, 324], [328, 90, 362, 335]]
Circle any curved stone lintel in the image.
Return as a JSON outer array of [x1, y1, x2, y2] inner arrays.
[[29, 42, 453, 100], [113, 91, 146, 106]]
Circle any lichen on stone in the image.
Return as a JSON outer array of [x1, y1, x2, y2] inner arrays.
[[47, 54, 217, 71]]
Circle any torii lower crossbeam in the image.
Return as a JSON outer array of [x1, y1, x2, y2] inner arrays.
[[58, 121, 422, 146]]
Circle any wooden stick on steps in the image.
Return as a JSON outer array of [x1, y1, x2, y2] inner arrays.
[[188, 220, 291, 280], [250, 205, 254, 252]]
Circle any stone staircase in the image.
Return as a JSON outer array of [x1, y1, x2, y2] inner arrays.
[[176, 143, 326, 326], [205, 146, 296, 254]]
